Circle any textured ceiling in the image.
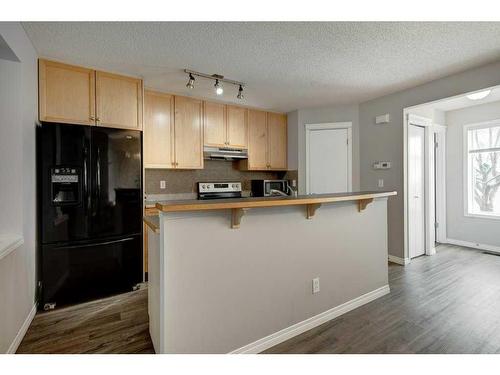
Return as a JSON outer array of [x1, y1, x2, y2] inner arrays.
[[22, 22, 500, 113]]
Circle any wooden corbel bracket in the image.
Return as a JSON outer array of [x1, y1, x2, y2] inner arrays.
[[358, 198, 374, 212], [306, 203, 322, 219], [231, 208, 248, 229]]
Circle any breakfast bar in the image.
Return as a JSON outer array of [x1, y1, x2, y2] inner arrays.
[[146, 191, 396, 353]]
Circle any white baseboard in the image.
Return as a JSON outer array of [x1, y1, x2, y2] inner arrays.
[[446, 238, 500, 254], [7, 303, 36, 354], [230, 284, 390, 354], [388, 255, 411, 265]]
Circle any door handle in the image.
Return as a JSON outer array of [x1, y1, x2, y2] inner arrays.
[[414, 195, 420, 198]]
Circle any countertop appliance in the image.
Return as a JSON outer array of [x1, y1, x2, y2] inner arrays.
[[198, 182, 242, 200], [37, 123, 142, 310], [203, 146, 248, 161], [251, 179, 290, 197]]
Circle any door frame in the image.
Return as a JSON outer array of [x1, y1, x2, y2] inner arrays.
[[305, 122, 352, 194], [404, 113, 445, 261]]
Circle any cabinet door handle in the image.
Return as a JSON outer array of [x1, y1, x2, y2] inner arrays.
[[90, 116, 95, 121]]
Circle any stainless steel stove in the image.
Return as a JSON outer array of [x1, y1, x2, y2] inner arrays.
[[197, 181, 242, 200]]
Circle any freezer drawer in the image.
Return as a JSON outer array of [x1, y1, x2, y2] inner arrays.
[[40, 235, 142, 309]]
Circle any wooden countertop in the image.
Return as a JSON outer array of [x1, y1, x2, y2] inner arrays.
[[155, 191, 397, 213], [143, 215, 160, 234]]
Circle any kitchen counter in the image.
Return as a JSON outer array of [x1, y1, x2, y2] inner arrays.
[[156, 191, 396, 228], [156, 191, 396, 212], [149, 190, 396, 353]]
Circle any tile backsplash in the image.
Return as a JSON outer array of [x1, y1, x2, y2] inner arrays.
[[145, 160, 297, 194]]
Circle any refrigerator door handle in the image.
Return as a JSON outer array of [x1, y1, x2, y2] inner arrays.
[[83, 142, 90, 215], [96, 147, 101, 197], [54, 236, 136, 249]]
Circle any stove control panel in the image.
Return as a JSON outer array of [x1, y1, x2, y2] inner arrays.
[[198, 182, 242, 193]]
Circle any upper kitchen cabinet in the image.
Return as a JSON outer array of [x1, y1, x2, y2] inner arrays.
[[204, 103, 248, 149], [226, 105, 248, 149], [240, 110, 287, 171], [174, 96, 204, 169], [143, 91, 175, 168], [243, 109, 268, 170], [38, 59, 143, 130], [267, 112, 288, 170], [38, 59, 96, 126], [95, 71, 143, 130], [204, 101, 226, 148]]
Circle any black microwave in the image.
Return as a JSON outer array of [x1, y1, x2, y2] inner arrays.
[[251, 180, 289, 197]]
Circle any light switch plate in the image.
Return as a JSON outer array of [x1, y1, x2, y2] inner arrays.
[[160, 180, 166, 189], [378, 179, 384, 188]]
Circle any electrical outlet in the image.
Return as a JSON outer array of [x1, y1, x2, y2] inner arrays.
[[378, 179, 384, 188], [312, 277, 320, 294], [160, 180, 166, 190]]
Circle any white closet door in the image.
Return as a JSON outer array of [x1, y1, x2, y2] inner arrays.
[[308, 128, 349, 194], [409, 124, 426, 258]]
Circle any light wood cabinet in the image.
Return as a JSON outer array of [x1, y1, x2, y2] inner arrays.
[[38, 59, 143, 130], [204, 101, 226, 147], [174, 96, 204, 169], [227, 105, 248, 149], [241, 110, 287, 170], [204, 103, 248, 149], [96, 71, 143, 130], [245, 109, 268, 170], [38, 59, 96, 125], [144, 91, 175, 168], [144, 93, 203, 170], [267, 112, 288, 170]]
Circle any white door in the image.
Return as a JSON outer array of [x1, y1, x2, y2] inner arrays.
[[408, 124, 426, 258], [308, 127, 350, 194]]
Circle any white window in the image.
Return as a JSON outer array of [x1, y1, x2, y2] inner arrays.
[[465, 121, 500, 218]]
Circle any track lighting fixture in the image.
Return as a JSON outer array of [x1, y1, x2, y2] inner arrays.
[[186, 73, 195, 89], [214, 79, 224, 95], [184, 69, 245, 99], [237, 85, 244, 100]]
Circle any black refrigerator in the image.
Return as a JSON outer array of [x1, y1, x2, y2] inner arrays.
[[37, 123, 143, 310]]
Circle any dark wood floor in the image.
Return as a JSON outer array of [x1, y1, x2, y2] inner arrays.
[[17, 287, 154, 354], [17, 244, 500, 354], [265, 244, 500, 353]]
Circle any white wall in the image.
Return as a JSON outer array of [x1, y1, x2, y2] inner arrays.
[[359, 60, 500, 259], [288, 104, 360, 194], [0, 22, 38, 353], [445, 100, 500, 247]]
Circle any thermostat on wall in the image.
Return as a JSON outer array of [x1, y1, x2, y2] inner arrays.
[[375, 114, 390, 124], [373, 161, 392, 170]]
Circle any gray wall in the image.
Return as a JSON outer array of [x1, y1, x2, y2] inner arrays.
[[359, 60, 500, 259], [158, 199, 389, 353], [0, 23, 38, 353], [445, 100, 500, 247], [288, 104, 360, 194]]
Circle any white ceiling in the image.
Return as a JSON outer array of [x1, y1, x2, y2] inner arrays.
[[22, 22, 500, 113]]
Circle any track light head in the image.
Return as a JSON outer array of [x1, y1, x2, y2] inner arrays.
[[186, 73, 195, 89], [237, 85, 244, 100], [214, 79, 223, 95]]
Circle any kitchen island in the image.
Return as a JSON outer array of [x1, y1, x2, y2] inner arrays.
[[146, 191, 396, 353]]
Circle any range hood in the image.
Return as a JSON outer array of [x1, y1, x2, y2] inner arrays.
[[203, 146, 248, 161]]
